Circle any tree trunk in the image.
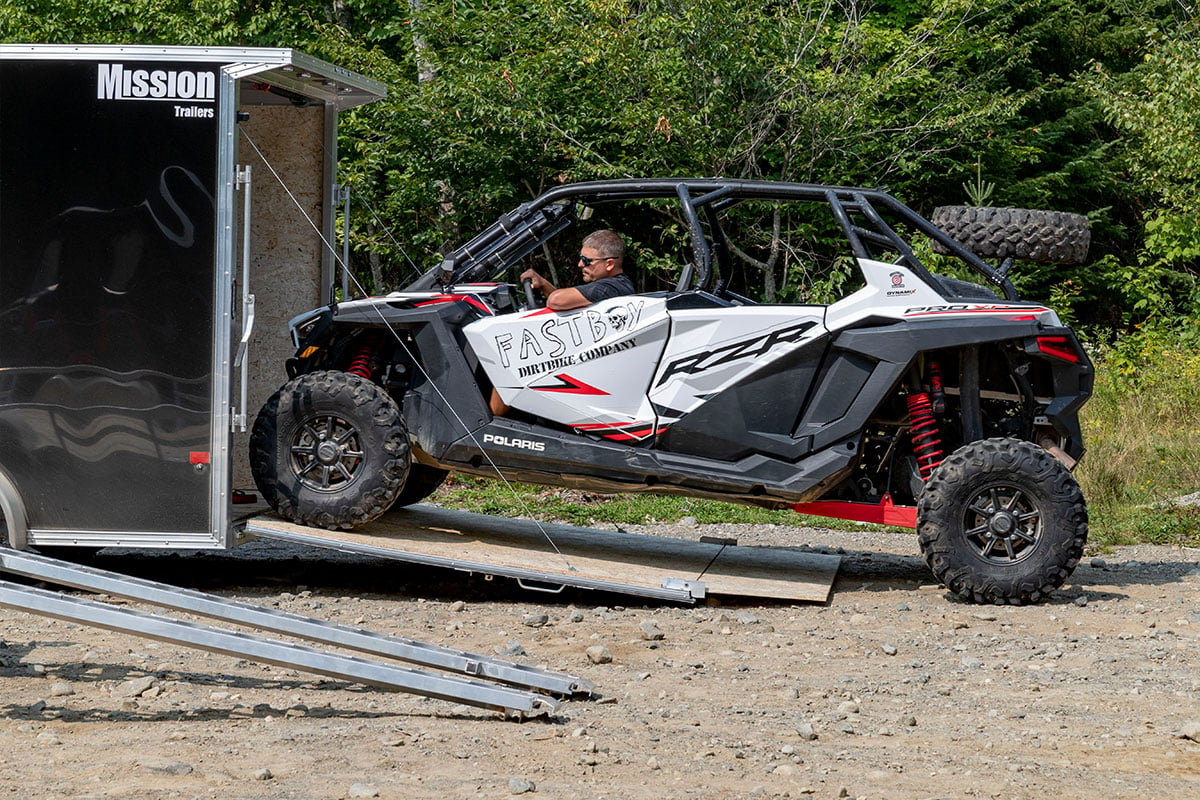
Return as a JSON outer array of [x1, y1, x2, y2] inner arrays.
[[409, 0, 436, 84], [330, 0, 352, 29], [368, 221, 384, 294], [762, 266, 777, 303]]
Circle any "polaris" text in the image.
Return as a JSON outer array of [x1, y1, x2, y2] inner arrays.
[[482, 433, 546, 452]]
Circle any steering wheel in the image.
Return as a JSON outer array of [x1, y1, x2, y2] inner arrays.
[[523, 277, 543, 309]]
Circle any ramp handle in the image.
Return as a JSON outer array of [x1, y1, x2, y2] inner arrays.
[[515, 578, 567, 594]]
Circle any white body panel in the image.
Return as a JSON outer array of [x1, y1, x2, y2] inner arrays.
[[829, 258, 1061, 327], [826, 259, 950, 327], [648, 306, 827, 423], [466, 298, 830, 440], [464, 296, 670, 436]]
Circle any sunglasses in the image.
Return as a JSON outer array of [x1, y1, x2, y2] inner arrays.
[[578, 253, 613, 267]]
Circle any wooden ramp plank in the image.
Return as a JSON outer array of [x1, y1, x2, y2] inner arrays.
[[245, 506, 839, 604]]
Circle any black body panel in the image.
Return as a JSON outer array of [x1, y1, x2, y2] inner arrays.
[[434, 417, 859, 506], [658, 336, 829, 461]]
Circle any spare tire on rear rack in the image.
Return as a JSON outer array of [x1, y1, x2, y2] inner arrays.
[[930, 206, 1090, 265]]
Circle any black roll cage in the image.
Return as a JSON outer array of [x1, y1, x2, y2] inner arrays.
[[404, 179, 1020, 301]]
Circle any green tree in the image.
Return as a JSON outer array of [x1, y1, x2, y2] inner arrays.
[[338, 0, 1037, 297], [931, 0, 1190, 326], [1, 0, 1193, 318], [1087, 25, 1200, 323]]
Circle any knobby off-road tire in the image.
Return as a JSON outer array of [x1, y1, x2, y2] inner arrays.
[[250, 370, 410, 530], [930, 206, 1091, 265], [388, 463, 449, 510], [917, 437, 1088, 605]]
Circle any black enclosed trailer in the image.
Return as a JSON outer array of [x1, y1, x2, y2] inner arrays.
[[0, 44, 386, 550]]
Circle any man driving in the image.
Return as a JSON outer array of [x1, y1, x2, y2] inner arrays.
[[489, 230, 636, 416], [519, 229, 635, 311]]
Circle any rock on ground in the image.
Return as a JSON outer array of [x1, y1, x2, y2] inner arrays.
[[0, 527, 1197, 799]]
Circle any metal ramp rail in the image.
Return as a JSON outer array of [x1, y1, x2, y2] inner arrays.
[[0, 548, 591, 716]]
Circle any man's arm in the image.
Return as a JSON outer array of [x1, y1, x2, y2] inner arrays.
[[520, 267, 589, 309], [545, 287, 590, 310]]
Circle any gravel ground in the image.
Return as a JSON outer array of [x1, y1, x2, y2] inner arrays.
[[0, 520, 1198, 799]]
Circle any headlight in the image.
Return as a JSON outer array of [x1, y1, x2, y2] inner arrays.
[[288, 309, 325, 349]]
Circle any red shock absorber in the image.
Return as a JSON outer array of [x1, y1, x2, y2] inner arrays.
[[907, 392, 944, 480], [928, 360, 946, 414], [346, 334, 380, 380]]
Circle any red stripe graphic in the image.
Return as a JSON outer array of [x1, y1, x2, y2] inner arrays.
[[600, 428, 655, 441], [530, 374, 609, 395], [574, 421, 640, 430], [414, 295, 494, 315], [574, 422, 665, 442], [904, 306, 1047, 319]]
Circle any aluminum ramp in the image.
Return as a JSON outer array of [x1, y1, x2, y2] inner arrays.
[[0, 548, 590, 716], [242, 505, 842, 604]]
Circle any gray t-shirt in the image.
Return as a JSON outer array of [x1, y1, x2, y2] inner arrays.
[[577, 273, 636, 303]]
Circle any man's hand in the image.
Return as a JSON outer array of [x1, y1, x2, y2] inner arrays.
[[518, 268, 589, 310], [519, 268, 555, 295]]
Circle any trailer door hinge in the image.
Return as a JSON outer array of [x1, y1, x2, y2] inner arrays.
[[236, 166, 251, 187]]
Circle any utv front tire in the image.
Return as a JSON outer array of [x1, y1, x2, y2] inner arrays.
[[917, 438, 1087, 605], [250, 371, 409, 530], [930, 205, 1090, 265]]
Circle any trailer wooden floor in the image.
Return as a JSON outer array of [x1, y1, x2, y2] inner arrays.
[[243, 506, 840, 603]]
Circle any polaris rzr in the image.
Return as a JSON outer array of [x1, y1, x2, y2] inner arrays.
[[249, 179, 1093, 605]]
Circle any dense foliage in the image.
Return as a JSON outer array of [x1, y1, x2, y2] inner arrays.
[[1, 0, 1195, 325], [1, 0, 1198, 541]]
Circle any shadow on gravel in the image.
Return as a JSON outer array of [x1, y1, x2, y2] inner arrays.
[[0, 650, 524, 724], [79, 545, 556, 604], [68, 542, 914, 607], [1071, 559, 1200, 590], [0, 698, 506, 724], [34, 540, 1199, 609]]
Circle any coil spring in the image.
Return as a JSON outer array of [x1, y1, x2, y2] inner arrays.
[[346, 334, 380, 380], [907, 391, 944, 480]]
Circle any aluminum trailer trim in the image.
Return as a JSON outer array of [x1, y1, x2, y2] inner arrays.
[[211, 66, 239, 549], [0, 44, 387, 109], [23, 529, 225, 549], [0, 548, 591, 697]]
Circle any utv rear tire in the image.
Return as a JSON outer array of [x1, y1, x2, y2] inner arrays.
[[389, 463, 449, 509], [930, 206, 1090, 265], [250, 371, 409, 530], [917, 438, 1087, 605]]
